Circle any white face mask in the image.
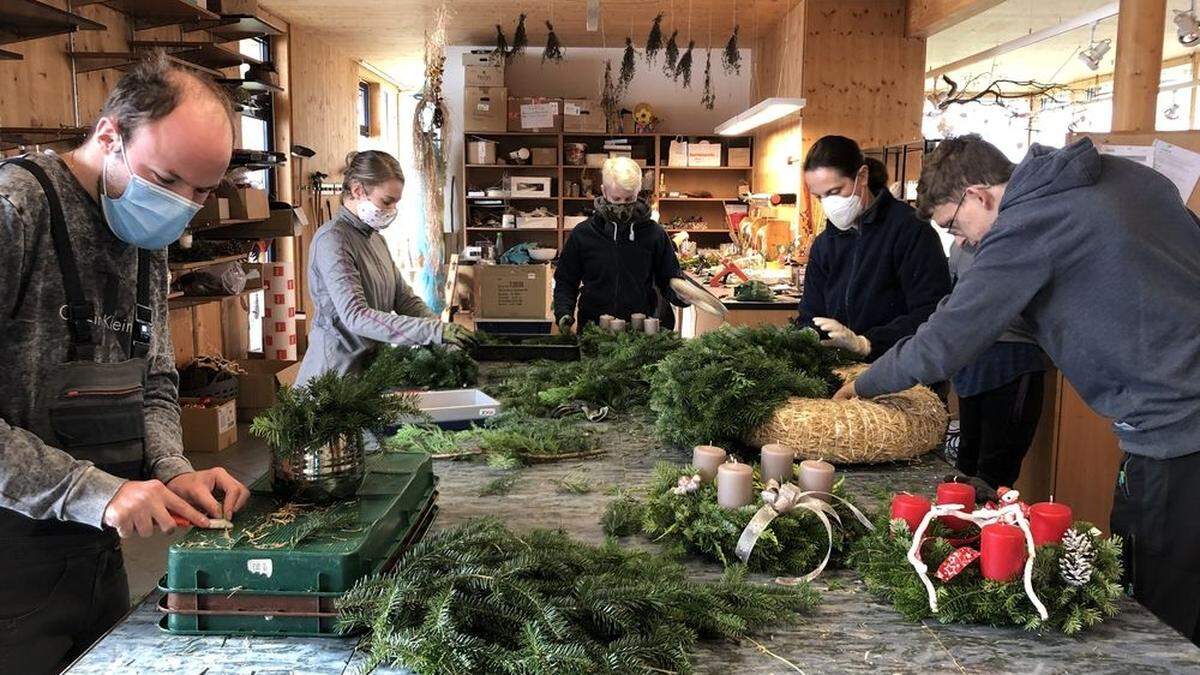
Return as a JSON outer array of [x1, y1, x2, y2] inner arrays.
[[821, 171, 864, 231], [355, 199, 397, 231]]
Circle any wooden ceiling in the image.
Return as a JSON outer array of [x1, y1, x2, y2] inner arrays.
[[263, 0, 796, 65]]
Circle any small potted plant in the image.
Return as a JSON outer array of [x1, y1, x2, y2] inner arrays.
[[250, 370, 418, 503]]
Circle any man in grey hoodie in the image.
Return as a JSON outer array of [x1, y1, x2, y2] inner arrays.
[[836, 135, 1200, 643]]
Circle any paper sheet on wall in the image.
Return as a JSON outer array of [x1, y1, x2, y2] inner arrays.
[[1151, 140, 1200, 202], [1098, 144, 1153, 167], [521, 102, 556, 128]]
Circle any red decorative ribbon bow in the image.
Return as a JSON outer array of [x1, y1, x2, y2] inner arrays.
[[936, 546, 981, 582]]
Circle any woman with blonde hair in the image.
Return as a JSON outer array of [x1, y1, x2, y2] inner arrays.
[[553, 156, 686, 330], [296, 150, 474, 386]]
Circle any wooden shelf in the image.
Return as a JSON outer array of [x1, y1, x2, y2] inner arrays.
[[659, 197, 742, 202], [194, 216, 297, 240], [68, 50, 221, 77], [0, 125, 88, 150], [168, 282, 261, 310], [72, 0, 218, 30], [216, 77, 282, 94], [464, 164, 559, 169], [467, 227, 557, 231], [467, 196, 556, 202], [0, 48, 21, 59], [128, 40, 259, 69], [464, 130, 560, 136], [667, 228, 729, 234], [658, 165, 753, 170], [167, 252, 250, 273], [562, 132, 659, 137], [0, 0, 104, 49], [563, 197, 597, 202], [186, 14, 282, 41]]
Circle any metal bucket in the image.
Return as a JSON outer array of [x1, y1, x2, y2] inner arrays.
[[271, 432, 366, 503]]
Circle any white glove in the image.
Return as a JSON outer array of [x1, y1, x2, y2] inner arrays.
[[813, 317, 871, 357]]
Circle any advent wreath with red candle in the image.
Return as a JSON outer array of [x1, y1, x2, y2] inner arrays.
[[846, 488, 1125, 634]]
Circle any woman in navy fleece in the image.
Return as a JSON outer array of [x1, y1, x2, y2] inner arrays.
[[797, 135, 951, 361]]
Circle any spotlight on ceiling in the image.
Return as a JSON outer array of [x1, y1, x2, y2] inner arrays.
[[1176, 2, 1200, 46], [1079, 38, 1111, 71]]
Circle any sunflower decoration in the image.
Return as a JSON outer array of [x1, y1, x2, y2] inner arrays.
[[634, 102, 659, 133]]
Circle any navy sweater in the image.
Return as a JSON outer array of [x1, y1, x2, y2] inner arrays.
[[797, 189, 951, 360], [858, 139, 1200, 459], [553, 213, 683, 326]]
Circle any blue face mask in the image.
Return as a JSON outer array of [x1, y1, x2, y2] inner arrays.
[[101, 138, 202, 250]]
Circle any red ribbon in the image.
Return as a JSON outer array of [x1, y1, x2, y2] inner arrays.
[[936, 546, 981, 582]]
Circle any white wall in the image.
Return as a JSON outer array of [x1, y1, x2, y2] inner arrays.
[[441, 45, 753, 236]]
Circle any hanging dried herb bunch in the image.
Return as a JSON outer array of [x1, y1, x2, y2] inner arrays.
[[676, 40, 695, 88], [620, 37, 637, 90], [543, 20, 564, 63], [645, 13, 664, 64], [493, 25, 508, 62], [701, 49, 715, 109], [601, 59, 622, 130], [510, 13, 528, 57], [723, 25, 741, 75], [663, 29, 680, 77]]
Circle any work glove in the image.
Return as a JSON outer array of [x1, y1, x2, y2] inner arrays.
[[813, 317, 871, 357], [442, 323, 478, 350], [556, 314, 575, 335]]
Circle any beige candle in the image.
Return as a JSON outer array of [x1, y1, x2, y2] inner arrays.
[[610, 318, 627, 332], [798, 459, 836, 501], [598, 314, 613, 330], [717, 461, 754, 509], [759, 443, 795, 485], [644, 317, 661, 334], [692, 445, 727, 482], [630, 313, 646, 331]]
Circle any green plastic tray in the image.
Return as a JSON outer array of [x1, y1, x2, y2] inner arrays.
[[166, 452, 433, 595]]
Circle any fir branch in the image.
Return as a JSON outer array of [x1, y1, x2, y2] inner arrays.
[[337, 519, 819, 672], [368, 344, 479, 390], [645, 13, 665, 65], [480, 473, 520, 496], [543, 21, 564, 63], [601, 493, 646, 537]]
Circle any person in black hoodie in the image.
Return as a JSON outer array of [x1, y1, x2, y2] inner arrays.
[[797, 135, 951, 361], [554, 156, 685, 330]]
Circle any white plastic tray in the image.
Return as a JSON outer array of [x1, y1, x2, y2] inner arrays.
[[413, 389, 502, 426]]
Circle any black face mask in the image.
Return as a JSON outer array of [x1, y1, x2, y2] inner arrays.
[[596, 197, 649, 226]]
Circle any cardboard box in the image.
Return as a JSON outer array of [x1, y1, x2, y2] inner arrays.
[[509, 176, 552, 197], [531, 147, 557, 166], [688, 140, 722, 167], [563, 215, 587, 228], [465, 65, 504, 87], [218, 197, 230, 220], [462, 50, 501, 67], [465, 86, 507, 133], [180, 397, 238, 453], [192, 196, 221, 226], [475, 264, 552, 319], [219, 185, 270, 220], [467, 139, 497, 164], [296, 313, 308, 356], [507, 97, 562, 132], [562, 98, 606, 132], [234, 359, 300, 422], [207, 0, 257, 14], [728, 147, 752, 167]]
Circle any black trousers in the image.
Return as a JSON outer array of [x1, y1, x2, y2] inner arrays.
[[1111, 452, 1200, 645], [955, 371, 1045, 488], [0, 535, 130, 674]]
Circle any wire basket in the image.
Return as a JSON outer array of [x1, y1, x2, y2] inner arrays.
[[271, 432, 366, 503]]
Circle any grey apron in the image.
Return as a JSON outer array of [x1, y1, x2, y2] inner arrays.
[[0, 158, 148, 673]]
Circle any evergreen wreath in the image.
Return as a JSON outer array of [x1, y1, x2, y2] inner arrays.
[[604, 462, 869, 575], [368, 344, 479, 390], [846, 515, 1124, 634], [337, 519, 820, 674], [647, 325, 844, 448]]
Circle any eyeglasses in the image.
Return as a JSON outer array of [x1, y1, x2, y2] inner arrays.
[[939, 185, 987, 236]]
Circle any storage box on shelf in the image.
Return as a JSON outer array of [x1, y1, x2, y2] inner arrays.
[[508, 97, 562, 132], [474, 264, 552, 320], [464, 87, 507, 133], [464, 64, 504, 87], [562, 99, 605, 132], [180, 397, 238, 453]]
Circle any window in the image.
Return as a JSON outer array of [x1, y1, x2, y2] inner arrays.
[[358, 81, 371, 137]]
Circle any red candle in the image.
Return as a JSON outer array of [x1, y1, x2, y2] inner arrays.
[[980, 523, 1027, 582], [1029, 501, 1073, 546], [936, 481, 976, 531], [890, 493, 932, 534]]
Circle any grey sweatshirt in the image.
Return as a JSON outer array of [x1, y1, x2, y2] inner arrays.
[[295, 206, 442, 387], [857, 138, 1200, 459], [0, 152, 192, 528], [945, 242, 1036, 345]]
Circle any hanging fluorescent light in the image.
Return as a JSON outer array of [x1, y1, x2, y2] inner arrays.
[[1176, 1, 1200, 46], [714, 97, 806, 136]]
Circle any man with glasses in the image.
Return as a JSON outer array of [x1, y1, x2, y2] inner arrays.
[[834, 133, 1200, 645]]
